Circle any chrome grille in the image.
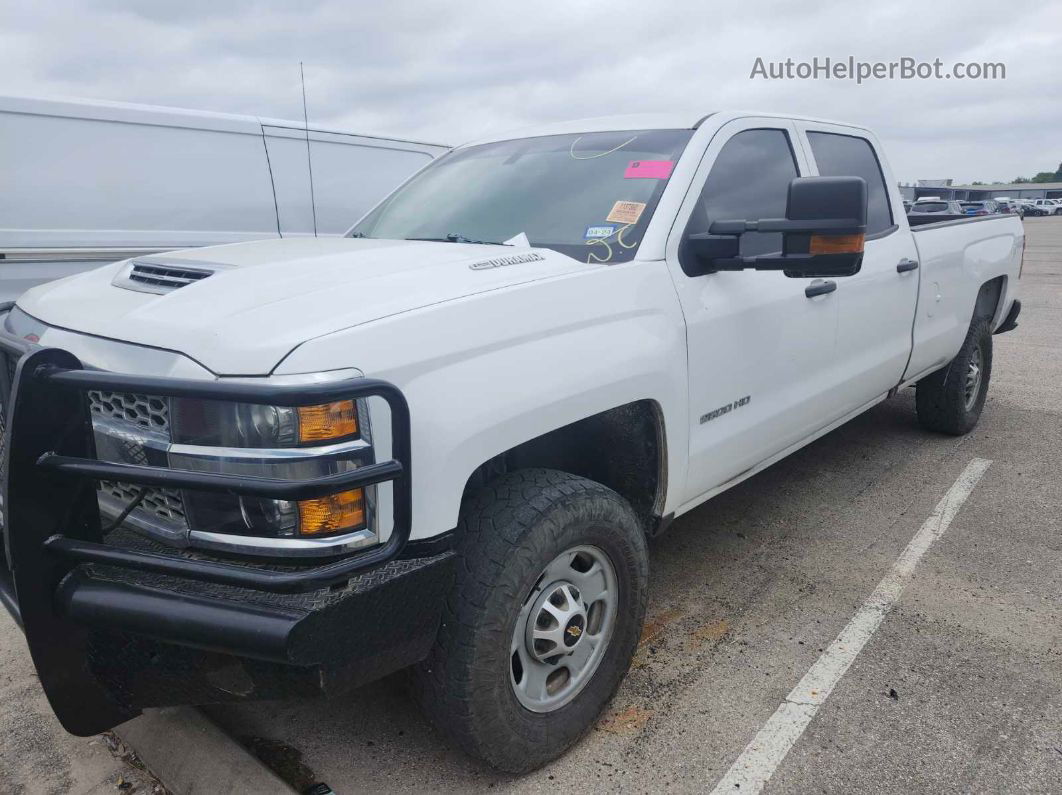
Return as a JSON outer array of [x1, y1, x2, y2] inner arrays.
[[99, 479, 186, 526], [89, 390, 169, 432], [88, 390, 185, 532]]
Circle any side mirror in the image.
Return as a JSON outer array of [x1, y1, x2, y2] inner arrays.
[[687, 233, 739, 264], [686, 176, 868, 278]]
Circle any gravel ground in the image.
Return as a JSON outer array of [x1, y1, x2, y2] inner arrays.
[[0, 614, 164, 795]]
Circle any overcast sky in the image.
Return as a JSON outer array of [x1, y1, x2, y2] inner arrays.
[[2, 0, 1059, 184]]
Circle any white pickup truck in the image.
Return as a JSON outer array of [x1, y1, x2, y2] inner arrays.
[[0, 111, 1023, 773]]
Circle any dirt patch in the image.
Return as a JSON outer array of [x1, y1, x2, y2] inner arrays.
[[596, 705, 654, 735], [685, 618, 730, 650], [638, 607, 684, 647]]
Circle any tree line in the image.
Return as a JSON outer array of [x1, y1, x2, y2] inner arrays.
[[970, 162, 1062, 186]]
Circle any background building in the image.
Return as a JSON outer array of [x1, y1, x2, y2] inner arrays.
[[900, 180, 1062, 202]]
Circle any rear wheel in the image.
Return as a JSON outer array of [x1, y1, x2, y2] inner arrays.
[[916, 318, 992, 435], [412, 469, 648, 773]]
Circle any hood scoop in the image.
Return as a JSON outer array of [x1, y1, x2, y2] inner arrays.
[[20, 237, 589, 375], [113, 256, 228, 295]]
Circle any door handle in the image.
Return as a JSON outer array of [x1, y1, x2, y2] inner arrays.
[[896, 258, 919, 273], [805, 280, 837, 298]]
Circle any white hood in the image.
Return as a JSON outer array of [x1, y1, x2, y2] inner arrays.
[[16, 237, 596, 375]]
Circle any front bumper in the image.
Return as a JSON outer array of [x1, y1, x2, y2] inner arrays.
[[0, 325, 452, 736]]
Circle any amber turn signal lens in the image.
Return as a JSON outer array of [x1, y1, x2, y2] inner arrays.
[[298, 488, 366, 535], [809, 233, 865, 255], [297, 400, 358, 443]]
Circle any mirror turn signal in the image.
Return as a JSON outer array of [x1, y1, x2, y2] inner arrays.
[[809, 233, 865, 255]]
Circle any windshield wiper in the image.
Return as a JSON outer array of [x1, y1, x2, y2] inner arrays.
[[406, 233, 506, 245], [446, 232, 497, 245]]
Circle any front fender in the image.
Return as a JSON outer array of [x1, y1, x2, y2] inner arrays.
[[277, 259, 689, 539]]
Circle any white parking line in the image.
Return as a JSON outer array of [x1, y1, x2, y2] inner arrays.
[[710, 457, 993, 794]]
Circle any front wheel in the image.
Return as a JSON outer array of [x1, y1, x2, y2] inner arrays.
[[412, 469, 649, 773], [916, 318, 993, 435]]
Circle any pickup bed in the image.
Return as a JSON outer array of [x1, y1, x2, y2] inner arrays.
[[0, 110, 1023, 773]]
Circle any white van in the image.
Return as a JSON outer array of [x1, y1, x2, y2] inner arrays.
[[0, 95, 448, 300]]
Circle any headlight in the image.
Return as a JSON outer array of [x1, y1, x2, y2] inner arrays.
[[166, 397, 368, 540], [91, 373, 378, 555], [169, 396, 372, 542], [171, 398, 359, 447], [182, 485, 369, 541]]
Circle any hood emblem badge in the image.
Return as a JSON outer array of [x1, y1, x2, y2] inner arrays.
[[469, 252, 545, 271]]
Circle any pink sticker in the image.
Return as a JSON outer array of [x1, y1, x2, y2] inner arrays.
[[624, 160, 674, 179]]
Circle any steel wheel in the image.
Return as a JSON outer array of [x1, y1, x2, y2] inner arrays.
[[509, 545, 618, 713], [964, 342, 983, 411]]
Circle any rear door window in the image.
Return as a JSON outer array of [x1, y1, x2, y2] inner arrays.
[[806, 132, 893, 235]]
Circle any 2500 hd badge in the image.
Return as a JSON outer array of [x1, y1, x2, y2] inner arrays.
[[700, 395, 752, 424]]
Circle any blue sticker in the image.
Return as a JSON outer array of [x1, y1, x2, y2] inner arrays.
[[584, 225, 616, 239]]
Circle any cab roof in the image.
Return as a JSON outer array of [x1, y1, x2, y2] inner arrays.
[[463, 110, 870, 148]]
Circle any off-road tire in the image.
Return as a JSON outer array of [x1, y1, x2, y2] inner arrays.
[[916, 318, 993, 435], [412, 468, 649, 773]]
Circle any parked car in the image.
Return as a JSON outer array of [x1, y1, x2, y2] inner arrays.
[[0, 95, 448, 301], [993, 198, 1024, 217], [0, 110, 1023, 773], [907, 199, 965, 219], [1023, 199, 1060, 216], [961, 200, 999, 216]]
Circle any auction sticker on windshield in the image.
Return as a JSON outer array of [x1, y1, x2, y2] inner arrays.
[[606, 201, 646, 224], [624, 160, 674, 179]]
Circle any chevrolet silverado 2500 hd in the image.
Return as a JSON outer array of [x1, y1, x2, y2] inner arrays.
[[0, 111, 1023, 773]]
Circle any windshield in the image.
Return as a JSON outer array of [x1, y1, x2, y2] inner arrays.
[[914, 202, 949, 212], [349, 129, 693, 264]]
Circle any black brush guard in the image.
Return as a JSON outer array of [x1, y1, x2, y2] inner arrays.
[[0, 332, 451, 736]]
